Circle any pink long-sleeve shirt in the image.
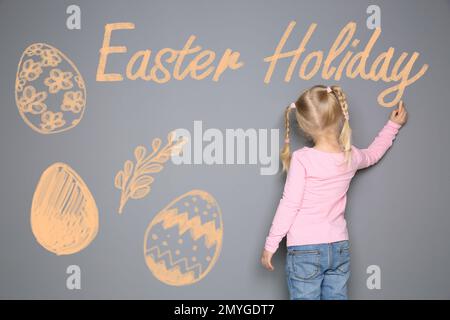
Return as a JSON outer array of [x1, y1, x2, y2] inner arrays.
[[264, 119, 402, 253]]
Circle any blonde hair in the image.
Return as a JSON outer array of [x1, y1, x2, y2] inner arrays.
[[280, 85, 353, 172]]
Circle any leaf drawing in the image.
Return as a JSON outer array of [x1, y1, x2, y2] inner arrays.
[[115, 130, 187, 214]]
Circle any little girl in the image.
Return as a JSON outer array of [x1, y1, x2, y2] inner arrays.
[[261, 84, 407, 300]]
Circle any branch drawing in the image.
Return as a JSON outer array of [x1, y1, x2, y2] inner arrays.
[[115, 130, 187, 214]]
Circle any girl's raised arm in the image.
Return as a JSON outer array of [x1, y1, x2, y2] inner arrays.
[[353, 119, 402, 170]]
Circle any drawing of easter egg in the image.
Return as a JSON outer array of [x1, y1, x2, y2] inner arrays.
[[15, 43, 87, 134], [144, 190, 223, 286], [31, 162, 99, 255]]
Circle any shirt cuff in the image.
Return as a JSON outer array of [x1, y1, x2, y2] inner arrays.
[[264, 243, 278, 253], [387, 119, 402, 129]]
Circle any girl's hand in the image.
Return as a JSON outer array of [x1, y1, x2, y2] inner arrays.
[[390, 100, 408, 126], [261, 249, 275, 271]]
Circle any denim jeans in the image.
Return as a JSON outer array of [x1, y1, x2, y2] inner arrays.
[[286, 240, 351, 300]]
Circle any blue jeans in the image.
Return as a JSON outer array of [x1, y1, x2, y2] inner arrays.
[[286, 240, 351, 300]]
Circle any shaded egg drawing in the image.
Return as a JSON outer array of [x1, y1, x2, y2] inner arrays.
[[31, 162, 99, 255], [144, 190, 223, 286], [15, 43, 87, 134]]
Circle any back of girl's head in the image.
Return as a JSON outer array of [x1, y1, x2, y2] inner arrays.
[[280, 84, 352, 172]]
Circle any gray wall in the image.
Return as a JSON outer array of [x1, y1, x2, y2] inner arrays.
[[0, 0, 449, 299]]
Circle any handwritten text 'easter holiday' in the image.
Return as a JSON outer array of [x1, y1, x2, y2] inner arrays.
[[96, 21, 428, 108]]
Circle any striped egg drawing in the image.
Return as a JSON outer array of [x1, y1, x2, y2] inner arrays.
[[31, 162, 99, 255], [15, 43, 87, 134], [144, 190, 223, 286]]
